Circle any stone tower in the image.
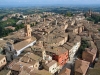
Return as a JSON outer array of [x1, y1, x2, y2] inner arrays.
[[24, 24, 32, 37], [89, 9, 92, 16], [42, 49, 46, 60]]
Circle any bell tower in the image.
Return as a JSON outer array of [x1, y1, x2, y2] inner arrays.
[[42, 49, 46, 60], [24, 24, 32, 37], [89, 9, 92, 16]]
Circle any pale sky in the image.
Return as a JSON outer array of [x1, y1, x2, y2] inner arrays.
[[0, 0, 100, 6]]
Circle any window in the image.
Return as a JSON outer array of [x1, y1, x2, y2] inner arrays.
[[52, 68, 54, 70], [3, 60, 5, 62], [61, 62, 63, 65], [66, 55, 68, 57], [59, 56, 61, 58], [10, 47, 12, 51], [35, 65, 37, 67], [61, 60, 63, 63]]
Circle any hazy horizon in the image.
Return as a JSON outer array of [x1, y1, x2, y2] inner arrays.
[[0, 0, 100, 7]]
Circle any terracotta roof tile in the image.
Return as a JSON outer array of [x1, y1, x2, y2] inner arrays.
[[75, 59, 90, 74]]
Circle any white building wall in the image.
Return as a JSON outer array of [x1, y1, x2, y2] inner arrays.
[[69, 42, 81, 59], [49, 63, 57, 74], [16, 40, 36, 56]]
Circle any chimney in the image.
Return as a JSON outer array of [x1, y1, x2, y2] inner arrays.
[[45, 60, 48, 64], [39, 41, 43, 47]]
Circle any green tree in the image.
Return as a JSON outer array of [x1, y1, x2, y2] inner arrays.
[[64, 12, 73, 17], [79, 39, 89, 54], [86, 14, 100, 24], [15, 24, 24, 31]]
